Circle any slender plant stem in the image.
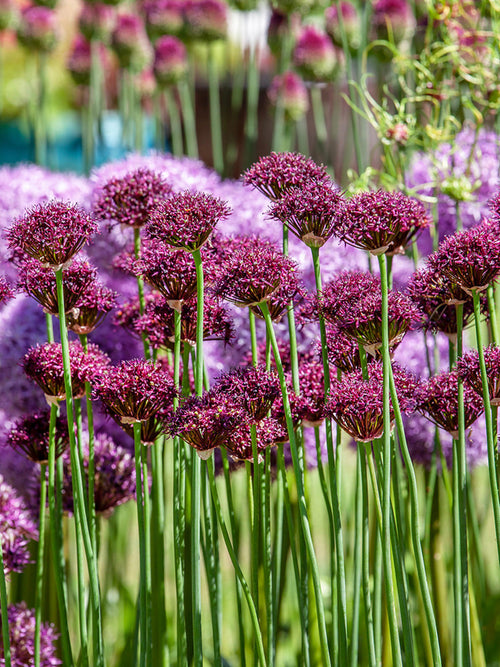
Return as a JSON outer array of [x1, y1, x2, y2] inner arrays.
[[34, 463, 48, 667], [243, 47, 260, 169], [359, 445, 377, 666], [350, 450, 363, 667], [207, 44, 224, 174], [133, 422, 148, 667], [0, 516, 11, 667], [178, 79, 198, 158], [164, 88, 183, 156]]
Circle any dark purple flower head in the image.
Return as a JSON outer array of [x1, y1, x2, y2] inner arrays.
[[93, 359, 178, 427], [416, 369, 484, 438], [267, 71, 309, 122], [6, 411, 68, 464], [6, 201, 99, 270], [17, 258, 96, 316], [16, 5, 59, 53], [319, 270, 381, 324], [113, 292, 160, 338], [322, 324, 361, 373], [248, 266, 304, 322], [271, 382, 304, 440], [66, 279, 117, 335], [110, 12, 151, 71], [147, 190, 231, 252], [93, 167, 172, 229], [0, 476, 38, 574], [153, 35, 187, 87], [23, 341, 111, 405], [325, 362, 417, 442], [79, 2, 115, 41], [224, 418, 285, 462], [144, 0, 184, 40], [214, 236, 300, 308], [167, 392, 248, 458], [338, 190, 430, 255], [269, 180, 345, 248], [293, 25, 340, 82], [0, 602, 61, 665], [456, 346, 500, 406], [214, 365, 282, 421], [183, 0, 228, 42], [298, 359, 327, 426], [325, 1, 360, 50], [0, 276, 15, 307], [428, 221, 500, 294], [243, 152, 329, 202]]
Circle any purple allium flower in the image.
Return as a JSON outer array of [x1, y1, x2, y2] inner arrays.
[[17, 258, 96, 316], [153, 35, 187, 87], [23, 341, 111, 405], [79, 2, 116, 41], [243, 151, 330, 203], [224, 417, 285, 462], [183, 0, 228, 42], [113, 292, 159, 338], [67, 35, 93, 87], [293, 24, 340, 82], [143, 0, 184, 38], [248, 268, 304, 323], [372, 0, 416, 44], [146, 190, 231, 252], [456, 346, 500, 406], [167, 392, 248, 458], [428, 220, 500, 294], [93, 359, 178, 427], [93, 168, 172, 230], [6, 411, 68, 464], [322, 324, 361, 373], [324, 362, 417, 442], [0, 275, 15, 307], [339, 190, 430, 256], [214, 236, 300, 308], [269, 180, 345, 248], [214, 365, 282, 421], [416, 369, 484, 438], [110, 12, 152, 71], [67, 278, 116, 335], [297, 359, 328, 427], [16, 5, 59, 52], [267, 71, 310, 123], [0, 476, 38, 574], [6, 202, 99, 271], [0, 602, 61, 665], [318, 270, 381, 324], [325, 1, 360, 51]]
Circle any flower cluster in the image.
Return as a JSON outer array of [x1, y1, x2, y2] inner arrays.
[[456, 346, 500, 406], [0, 475, 38, 573], [0, 275, 15, 307], [0, 602, 61, 666], [6, 411, 69, 464]]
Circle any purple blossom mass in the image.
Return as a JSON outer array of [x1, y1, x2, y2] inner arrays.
[[0, 475, 38, 574], [0, 602, 61, 666]]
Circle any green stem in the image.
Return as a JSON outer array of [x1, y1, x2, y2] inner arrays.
[[80, 334, 97, 557], [243, 47, 261, 169], [350, 450, 363, 667], [133, 423, 149, 667], [164, 88, 183, 157], [34, 463, 47, 667], [207, 44, 224, 174], [34, 52, 47, 166], [359, 446, 377, 666], [0, 515, 11, 667], [487, 284, 499, 344], [178, 79, 198, 158]]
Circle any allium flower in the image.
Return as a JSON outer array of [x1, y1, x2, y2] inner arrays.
[[110, 13, 152, 71], [113, 292, 159, 338], [17, 258, 96, 316], [267, 71, 310, 123], [147, 190, 231, 252], [167, 392, 248, 458], [416, 369, 484, 438], [6, 411, 68, 464], [144, 0, 184, 39], [325, 362, 417, 442], [318, 270, 381, 324], [248, 268, 304, 323], [79, 2, 115, 41], [66, 279, 116, 335], [67, 35, 93, 87], [297, 359, 327, 427], [93, 359, 178, 426], [0, 602, 61, 665], [153, 35, 187, 87], [372, 0, 416, 44], [224, 418, 285, 462], [243, 152, 329, 202], [428, 221, 500, 294], [338, 190, 430, 255], [7, 202, 98, 270], [293, 25, 340, 82], [269, 179, 345, 248], [456, 346, 500, 406], [93, 167, 172, 229], [214, 365, 282, 421], [214, 236, 300, 308], [325, 1, 360, 51], [16, 5, 59, 53], [322, 324, 361, 373], [0, 475, 38, 573], [0, 276, 15, 306], [23, 341, 111, 405], [183, 0, 228, 42]]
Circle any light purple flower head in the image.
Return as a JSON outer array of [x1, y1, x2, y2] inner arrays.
[[0, 602, 61, 665], [110, 12, 152, 71], [0, 275, 15, 307], [372, 0, 416, 44], [293, 24, 340, 82], [146, 190, 231, 252], [267, 71, 310, 123], [7, 201, 99, 271], [16, 5, 59, 52], [325, 1, 360, 51], [183, 0, 228, 42], [79, 2, 116, 41], [0, 476, 38, 574], [144, 0, 184, 39], [153, 35, 187, 87], [6, 411, 68, 464]]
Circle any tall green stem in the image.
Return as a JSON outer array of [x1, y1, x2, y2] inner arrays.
[[133, 422, 149, 667], [34, 463, 47, 667], [178, 79, 198, 158], [207, 44, 224, 174]]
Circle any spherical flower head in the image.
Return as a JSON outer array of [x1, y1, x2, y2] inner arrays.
[[79, 3, 116, 41], [167, 392, 248, 458], [23, 341, 110, 405], [6, 411, 69, 464], [270, 180, 345, 248], [94, 359, 178, 426], [67, 35, 95, 87], [93, 167, 172, 229], [183, 0, 228, 42], [214, 365, 282, 421], [248, 268, 304, 322], [243, 151, 329, 202], [66, 278, 117, 335], [0, 276, 15, 307], [224, 417, 285, 462], [339, 190, 430, 255], [325, 1, 360, 51], [144, 0, 184, 40], [372, 0, 416, 44], [267, 71, 309, 123], [456, 346, 500, 406], [111, 13, 152, 71], [18, 258, 96, 316], [416, 369, 484, 438], [319, 270, 381, 325], [16, 6, 59, 53], [489, 189, 500, 222], [0, 602, 61, 665], [428, 221, 500, 294], [146, 190, 231, 252], [153, 35, 187, 87], [0, 475, 38, 574], [297, 359, 327, 427], [293, 25, 340, 82], [322, 324, 361, 373], [7, 201, 99, 271], [214, 236, 300, 308], [325, 362, 417, 442]]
